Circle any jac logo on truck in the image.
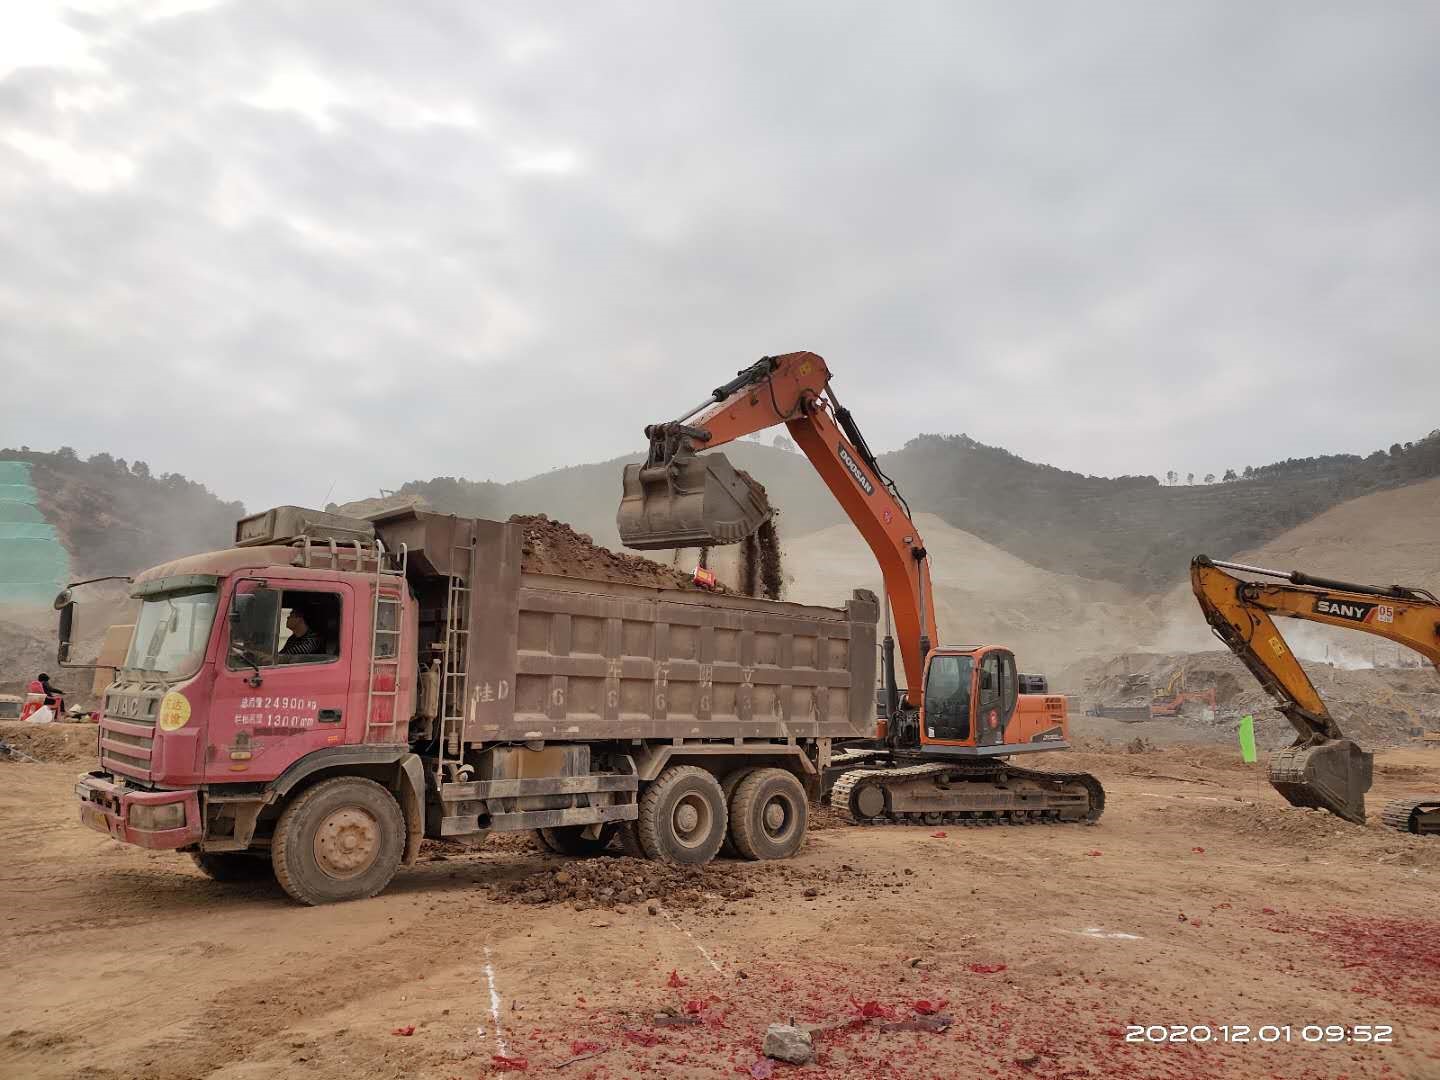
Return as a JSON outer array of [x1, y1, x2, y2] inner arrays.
[[111, 695, 145, 719], [1314, 597, 1380, 623], [836, 445, 874, 496]]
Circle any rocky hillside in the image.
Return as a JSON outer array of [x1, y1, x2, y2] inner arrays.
[[383, 429, 1440, 592], [0, 448, 244, 580]]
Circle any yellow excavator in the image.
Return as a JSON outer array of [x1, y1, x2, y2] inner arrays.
[[1191, 555, 1440, 833]]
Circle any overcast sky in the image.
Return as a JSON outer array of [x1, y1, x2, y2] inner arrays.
[[3, 1, 1437, 511]]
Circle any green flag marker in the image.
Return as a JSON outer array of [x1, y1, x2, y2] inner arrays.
[[1238, 714, 1257, 763]]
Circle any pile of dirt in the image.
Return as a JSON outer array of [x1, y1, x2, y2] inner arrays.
[[1189, 799, 1440, 869], [512, 514, 713, 592], [491, 855, 757, 910], [488, 853, 902, 913], [0, 721, 95, 763]]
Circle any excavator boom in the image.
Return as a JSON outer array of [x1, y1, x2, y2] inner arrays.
[[1191, 555, 1440, 824]]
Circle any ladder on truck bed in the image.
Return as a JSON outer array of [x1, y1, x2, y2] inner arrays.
[[435, 536, 475, 779], [363, 541, 409, 745]]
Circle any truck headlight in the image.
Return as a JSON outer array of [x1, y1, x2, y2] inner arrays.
[[130, 802, 186, 830]]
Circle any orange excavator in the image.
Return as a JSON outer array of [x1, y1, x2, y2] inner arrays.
[[1192, 555, 1440, 832], [617, 352, 1103, 826]]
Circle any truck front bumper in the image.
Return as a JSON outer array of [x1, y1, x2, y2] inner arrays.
[[75, 772, 203, 850]]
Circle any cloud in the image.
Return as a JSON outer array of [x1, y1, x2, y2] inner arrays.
[[1, 0, 1437, 512]]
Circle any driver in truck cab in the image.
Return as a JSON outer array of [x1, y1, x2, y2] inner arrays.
[[278, 604, 324, 661]]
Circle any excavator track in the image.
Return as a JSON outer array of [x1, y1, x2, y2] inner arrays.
[[831, 760, 1104, 827], [1380, 796, 1440, 836]]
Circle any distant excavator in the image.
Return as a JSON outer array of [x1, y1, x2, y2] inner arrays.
[[1191, 556, 1440, 833], [617, 353, 1104, 827]]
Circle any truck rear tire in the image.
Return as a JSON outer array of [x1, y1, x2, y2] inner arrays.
[[272, 777, 405, 905], [637, 766, 727, 865], [537, 824, 617, 856], [718, 770, 748, 857], [190, 851, 274, 883], [729, 768, 807, 861]]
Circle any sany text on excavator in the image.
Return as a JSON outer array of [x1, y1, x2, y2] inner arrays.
[[1192, 555, 1440, 832], [617, 352, 1104, 826]]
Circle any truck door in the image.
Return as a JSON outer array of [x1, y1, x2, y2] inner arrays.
[[976, 650, 1018, 747], [211, 580, 357, 783]]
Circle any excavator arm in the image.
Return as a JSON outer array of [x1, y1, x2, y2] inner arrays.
[[1191, 555, 1440, 823], [617, 352, 938, 696]]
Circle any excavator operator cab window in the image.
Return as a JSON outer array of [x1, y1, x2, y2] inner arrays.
[[922, 654, 973, 742]]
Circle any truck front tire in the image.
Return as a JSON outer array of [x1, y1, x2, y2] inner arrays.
[[729, 768, 807, 861], [637, 766, 727, 865], [272, 777, 405, 905]]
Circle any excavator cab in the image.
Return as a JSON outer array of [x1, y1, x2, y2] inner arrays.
[[617, 429, 772, 550]]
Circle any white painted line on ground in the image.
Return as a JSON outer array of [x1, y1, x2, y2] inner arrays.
[[483, 943, 509, 1057], [1138, 791, 1231, 802], [660, 906, 724, 973], [1068, 927, 1143, 940]]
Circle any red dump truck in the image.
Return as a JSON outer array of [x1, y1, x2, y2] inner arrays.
[[58, 505, 877, 904]]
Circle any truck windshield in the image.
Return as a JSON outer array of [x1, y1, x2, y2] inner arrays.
[[124, 587, 219, 680]]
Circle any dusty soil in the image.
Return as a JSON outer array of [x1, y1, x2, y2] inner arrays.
[[512, 514, 710, 593], [0, 719, 96, 762], [4, 741, 1440, 1079]]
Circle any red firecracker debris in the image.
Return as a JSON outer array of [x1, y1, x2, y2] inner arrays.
[[930, 831, 948, 838], [912, 999, 950, 1015], [850, 998, 898, 1020], [1261, 907, 1277, 914], [750, 1059, 775, 1079], [1085, 850, 1103, 857], [623, 1030, 661, 1047], [391, 1025, 415, 1036], [1192, 846, 1206, 853], [570, 1040, 603, 1055], [967, 963, 1007, 974], [491, 1055, 529, 1072], [666, 969, 687, 989]]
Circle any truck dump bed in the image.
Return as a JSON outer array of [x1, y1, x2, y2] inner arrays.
[[372, 510, 879, 745]]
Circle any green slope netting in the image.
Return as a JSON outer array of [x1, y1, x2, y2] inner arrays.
[[0, 462, 69, 605]]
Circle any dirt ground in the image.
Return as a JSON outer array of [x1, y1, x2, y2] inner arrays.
[[3, 739, 1439, 1080]]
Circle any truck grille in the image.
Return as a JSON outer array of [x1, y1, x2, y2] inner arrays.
[[100, 690, 160, 780]]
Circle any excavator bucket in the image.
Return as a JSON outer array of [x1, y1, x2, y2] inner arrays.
[[1267, 739, 1373, 824], [617, 447, 772, 550]]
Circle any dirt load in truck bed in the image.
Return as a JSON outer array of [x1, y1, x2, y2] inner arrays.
[[511, 513, 714, 592]]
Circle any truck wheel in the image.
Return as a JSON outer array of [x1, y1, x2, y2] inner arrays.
[[637, 766, 727, 865], [718, 770, 749, 857], [190, 851, 274, 883], [538, 824, 617, 857], [272, 777, 404, 905], [730, 768, 808, 861]]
